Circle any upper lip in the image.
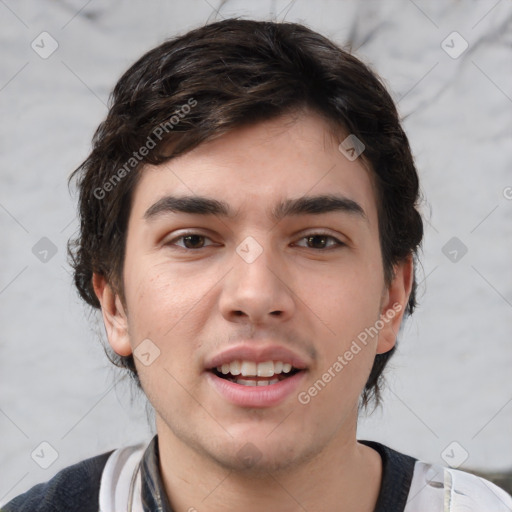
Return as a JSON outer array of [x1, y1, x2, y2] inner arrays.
[[204, 343, 309, 370]]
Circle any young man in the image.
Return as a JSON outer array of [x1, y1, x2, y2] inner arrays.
[[4, 18, 511, 512]]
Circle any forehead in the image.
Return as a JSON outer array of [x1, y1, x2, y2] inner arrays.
[[129, 111, 378, 226]]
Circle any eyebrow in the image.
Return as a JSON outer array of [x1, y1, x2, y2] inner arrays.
[[273, 195, 366, 221], [143, 194, 367, 222]]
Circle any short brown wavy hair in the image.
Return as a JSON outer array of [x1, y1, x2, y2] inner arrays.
[[68, 18, 423, 408]]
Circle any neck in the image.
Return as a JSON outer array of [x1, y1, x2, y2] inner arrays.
[[155, 418, 382, 512]]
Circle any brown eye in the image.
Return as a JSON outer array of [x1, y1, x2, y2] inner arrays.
[[168, 233, 215, 249], [182, 234, 206, 249], [296, 233, 344, 250], [306, 235, 329, 249]]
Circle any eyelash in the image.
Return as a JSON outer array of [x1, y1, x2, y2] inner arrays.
[[167, 231, 345, 250]]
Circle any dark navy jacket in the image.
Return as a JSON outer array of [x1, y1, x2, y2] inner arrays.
[[3, 437, 416, 511]]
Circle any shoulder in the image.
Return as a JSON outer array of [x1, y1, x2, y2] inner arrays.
[[2, 450, 113, 512], [361, 440, 512, 511], [407, 460, 512, 511]]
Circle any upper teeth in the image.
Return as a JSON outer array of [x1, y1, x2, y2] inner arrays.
[[217, 360, 293, 377]]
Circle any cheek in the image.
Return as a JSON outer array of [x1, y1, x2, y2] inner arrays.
[[122, 261, 213, 385], [301, 255, 384, 398], [307, 260, 384, 337], [125, 259, 207, 333], [124, 264, 211, 406]]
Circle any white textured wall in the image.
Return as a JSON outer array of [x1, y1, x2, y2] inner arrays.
[[1, 0, 511, 504]]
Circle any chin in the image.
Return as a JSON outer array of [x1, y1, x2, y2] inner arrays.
[[216, 450, 299, 476], [208, 434, 320, 476]]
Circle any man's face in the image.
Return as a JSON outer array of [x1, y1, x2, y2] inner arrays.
[[97, 111, 409, 473]]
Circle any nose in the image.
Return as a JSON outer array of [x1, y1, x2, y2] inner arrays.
[[219, 243, 296, 325]]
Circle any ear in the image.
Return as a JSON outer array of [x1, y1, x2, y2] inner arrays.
[[376, 256, 414, 355], [92, 273, 132, 357]]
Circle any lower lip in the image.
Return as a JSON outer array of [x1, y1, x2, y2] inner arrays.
[[206, 371, 306, 408]]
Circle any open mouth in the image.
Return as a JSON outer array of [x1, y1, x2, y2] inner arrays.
[[211, 360, 301, 387]]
